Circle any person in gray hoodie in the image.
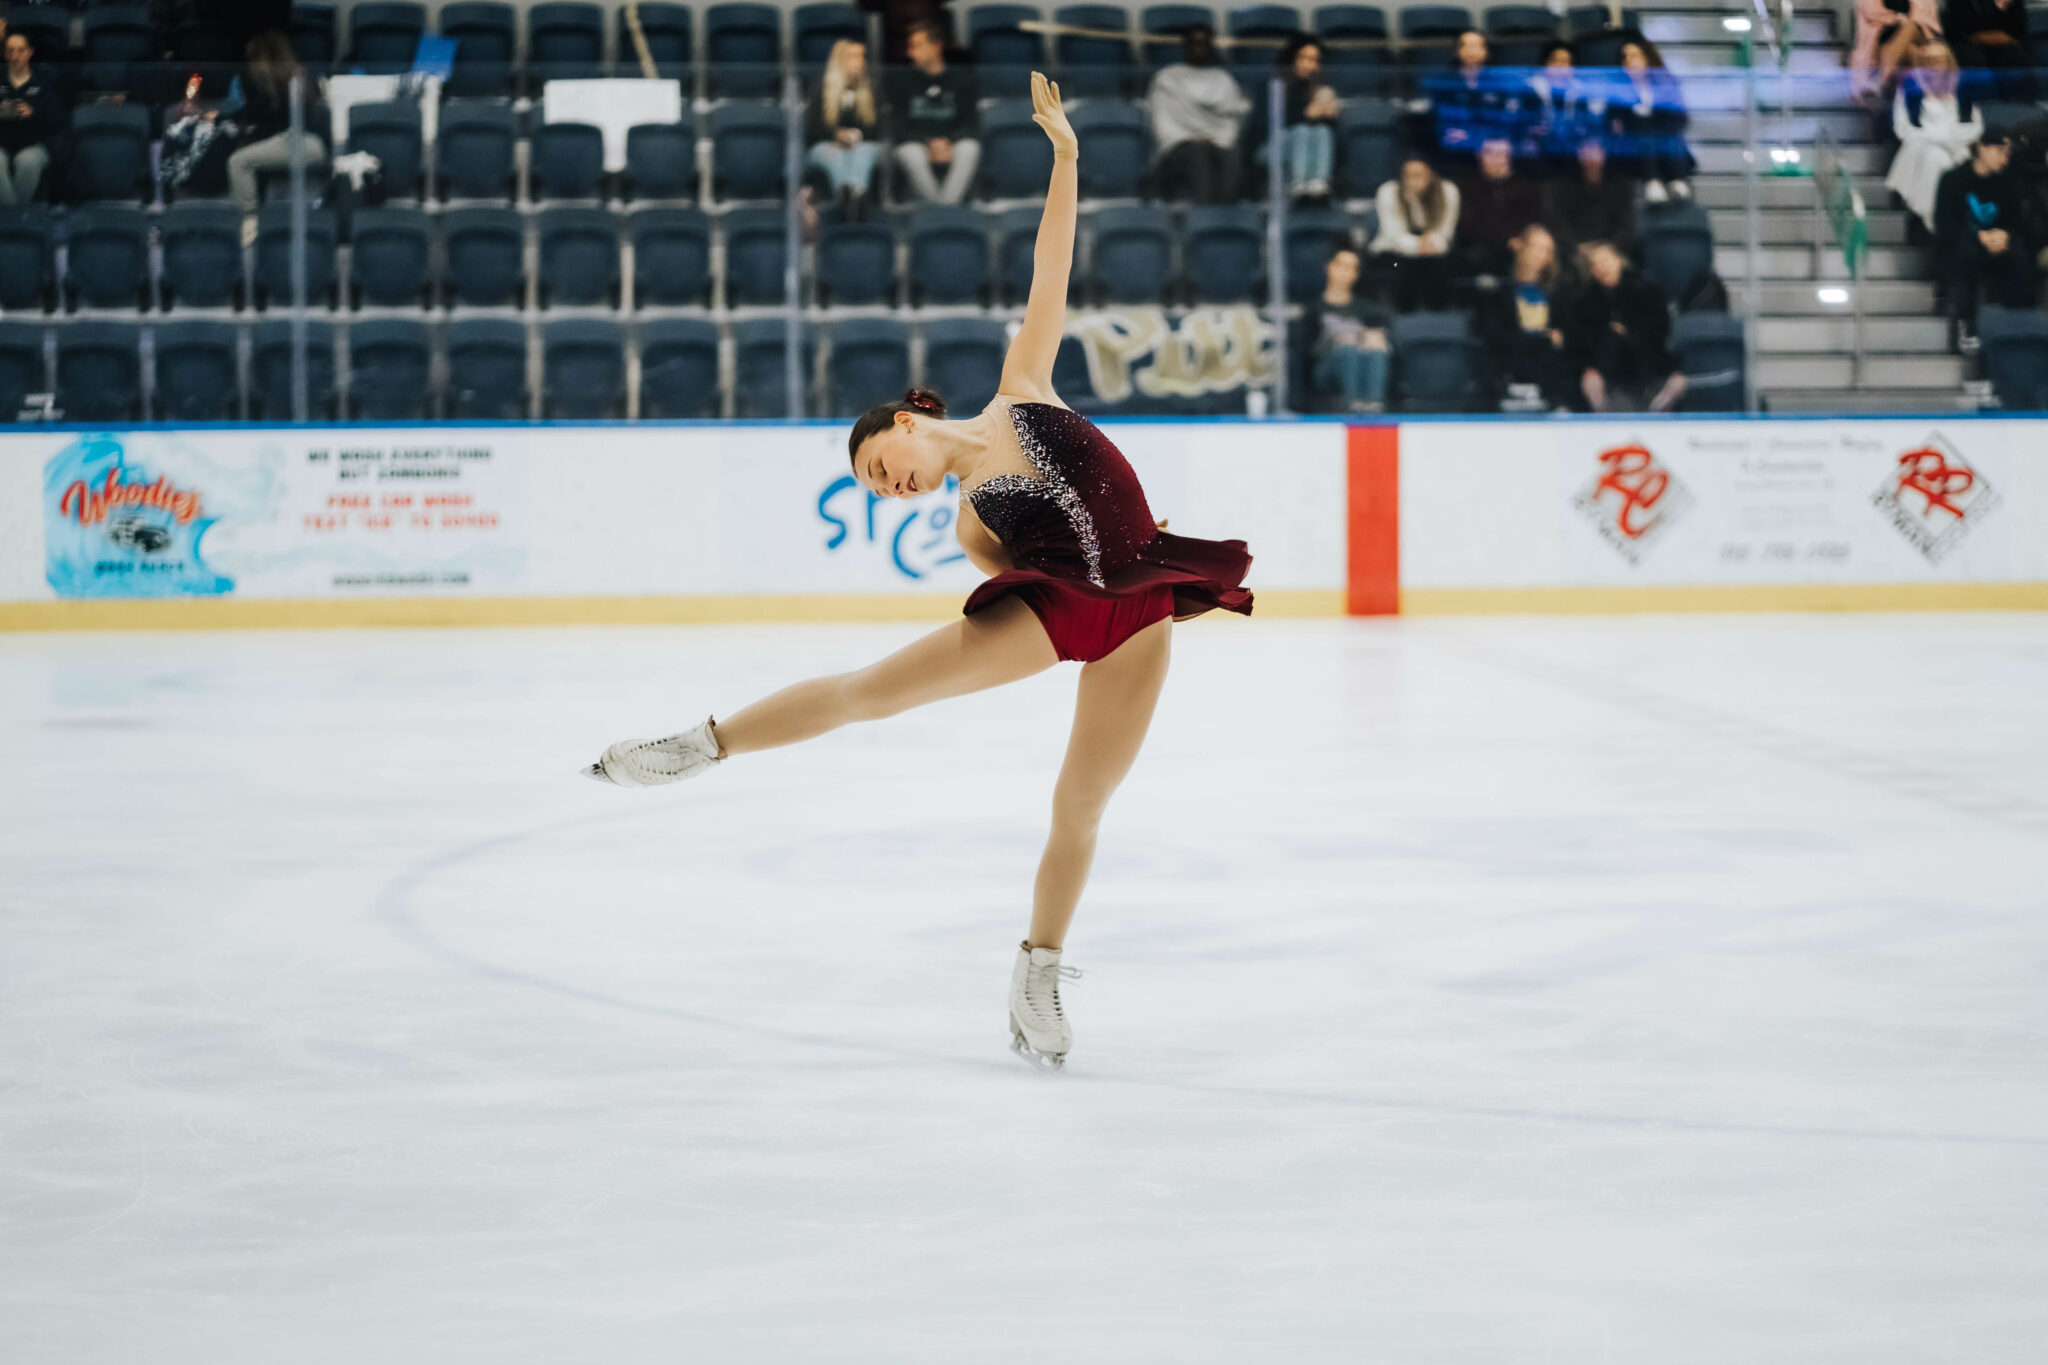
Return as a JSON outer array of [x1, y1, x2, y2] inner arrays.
[[1147, 26, 1251, 203]]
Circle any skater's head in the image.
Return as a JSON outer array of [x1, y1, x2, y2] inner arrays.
[[849, 388, 951, 499]]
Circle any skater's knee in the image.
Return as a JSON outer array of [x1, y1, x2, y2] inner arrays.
[[1051, 777, 1118, 831]]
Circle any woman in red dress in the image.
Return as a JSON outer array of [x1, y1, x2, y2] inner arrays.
[[588, 74, 1254, 1068]]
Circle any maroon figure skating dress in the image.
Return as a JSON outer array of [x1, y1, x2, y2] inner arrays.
[[961, 401, 1253, 663]]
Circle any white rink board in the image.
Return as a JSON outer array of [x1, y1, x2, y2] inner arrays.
[[0, 423, 1347, 604], [1401, 421, 2048, 589]]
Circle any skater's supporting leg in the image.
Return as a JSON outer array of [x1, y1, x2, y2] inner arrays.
[[1028, 615, 1171, 949], [713, 596, 1058, 757]]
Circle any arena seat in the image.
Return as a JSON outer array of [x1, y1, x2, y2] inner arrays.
[[1391, 310, 1478, 412], [348, 2, 429, 74], [624, 123, 699, 200], [152, 320, 240, 422], [533, 122, 608, 200], [1053, 4, 1135, 98], [287, 2, 339, 72], [159, 202, 245, 310], [908, 206, 992, 307], [349, 318, 435, 419], [1978, 306, 2048, 412], [1184, 205, 1263, 303], [1225, 5, 1302, 91], [66, 104, 152, 202], [1670, 313, 1747, 412], [0, 322, 46, 421], [536, 207, 621, 307], [1140, 4, 1215, 71], [795, 3, 869, 77], [1283, 206, 1359, 303], [347, 102, 425, 199], [442, 206, 527, 307], [722, 208, 791, 306], [528, 3, 608, 85], [1483, 4, 1559, 66], [0, 208, 54, 313], [64, 205, 150, 311], [440, 1, 518, 97], [827, 318, 912, 418], [350, 207, 434, 308], [997, 206, 1043, 303], [732, 317, 817, 416], [250, 320, 338, 419], [628, 207, 713, 306], [979, 101, 1058, 199], [1641, 203, 1716, 306], [542, 317, 627, 417], [637, 317, 723, 418], [968, 5, 1047, 89], [1069, 101, 1150, 199], [254, 205, 339, 309], [1087, 206, 1173, 305], [80, 7, 154, 96], [57, 321, 143, 422], [706, 3, 784, 99], [438, 102, 519, 200], [1335, 100, 1404, 201], [5, 6, 71, 64], [446, 317, 531, 419], [921, 316, 1008, 413], [617, 2, 694, 80], [1314, 4, 1393, 97], [817, 220, 897, 306], [712, 103, 790, 201]]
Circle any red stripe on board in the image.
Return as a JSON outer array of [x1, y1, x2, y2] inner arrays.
[[1346, 424, 1400, 616]]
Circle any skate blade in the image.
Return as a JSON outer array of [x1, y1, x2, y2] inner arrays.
[[581, 760, 617, 785], [1008, 1032, 1066, 1071]]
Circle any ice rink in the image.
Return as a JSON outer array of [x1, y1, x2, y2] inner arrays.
[[4, 612, 2046, 1362]]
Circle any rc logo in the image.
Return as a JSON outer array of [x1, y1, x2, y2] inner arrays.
[[1571, 441, 1693, 564], [1871, 435, 1999, 563]]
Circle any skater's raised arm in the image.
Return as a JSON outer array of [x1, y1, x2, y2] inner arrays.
[[998, 73, 1079, 404]]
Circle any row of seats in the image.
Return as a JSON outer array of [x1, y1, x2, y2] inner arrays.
[[0, 316, 1017, 422]]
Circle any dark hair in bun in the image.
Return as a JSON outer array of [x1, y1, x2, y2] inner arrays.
[[848, 389, 947, 464]]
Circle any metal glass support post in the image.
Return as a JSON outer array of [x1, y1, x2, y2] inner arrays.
[[288, 74, 309, 423], [782, 72, 805, 420], [1266, 77, 1288, 416], [1742, 67, 1762, 414]]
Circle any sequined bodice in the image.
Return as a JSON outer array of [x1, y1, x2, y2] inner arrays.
[[965, 403, 1158, 589]]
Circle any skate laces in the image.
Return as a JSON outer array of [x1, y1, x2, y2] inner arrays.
[[1027, 961, 1082, 1022]]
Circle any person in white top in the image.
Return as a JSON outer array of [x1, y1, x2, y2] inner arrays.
[[1884, 42, 1982, 230], [1146, 25, 1250, 203], [1369, 157, 1462, 311]]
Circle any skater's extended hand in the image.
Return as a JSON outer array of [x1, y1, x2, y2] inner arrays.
[[1031, 72, 1077, 161]]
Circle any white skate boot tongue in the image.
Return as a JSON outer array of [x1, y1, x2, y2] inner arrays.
[[1029, 946, 1061, 967]]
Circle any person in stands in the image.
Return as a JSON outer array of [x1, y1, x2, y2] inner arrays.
[[1273, 36, 1340, 200], [1546, 136, 1639, 262], [1944, 0, 2033, 96], [1429, 29, 1524, 164], [1478, 223, 1574, 409], [1852, 0, 1944, 99], [226, 32, 328, 225], [1563, 239, 1686, 412], [1147, 24, 1250, 204], [1369, 156, 1461, 311], [1454, 138, 1545, 284], [1887, 42, 1984, 231], [1932, 129, 2039, 348], [889, 20, 979, 204], [0, 30, 58, 205], [1306, 241, 1394, 413], [807, 39, 885, 218], [1525, 39, 1597, 173], [1601, 36, 1694, 200]]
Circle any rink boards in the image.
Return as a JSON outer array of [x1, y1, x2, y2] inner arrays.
[[1, 416, 2044, 628]]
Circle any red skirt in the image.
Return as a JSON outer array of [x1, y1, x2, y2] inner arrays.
[[963, 531, 1254, 664]]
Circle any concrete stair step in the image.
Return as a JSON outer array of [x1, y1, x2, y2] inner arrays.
[[1695, 142, 1885, 174], [1756, 316, 1952, 352], [1690, 175, 1825, 209], [1689, 110, 1876, 143], [1729, 279, 1938, 313], [1681, 73, 1861, 111], [1763, 386, 1974, 412], [1716, 244, 1927, 279], [1642, 13, 1836, 43], [1710, 209, 1910, 246], [1663, 44, 1844, 73]]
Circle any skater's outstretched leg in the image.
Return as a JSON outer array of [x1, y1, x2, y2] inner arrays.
[[713, 596, 1057, 756]]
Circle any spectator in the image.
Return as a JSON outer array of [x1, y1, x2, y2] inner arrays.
[[1147, 24, 1250, 204], [1306, 241, 1393, 412], [1852, 0, 1944, 99], [1274, 36, 1339, 201], [1564, 239, 1685, 412], [1369, 156, 1461, 310], [1526, 40, 1597, 172], [0, 31, 58, 206], [1602, 37, 1694, 200], [1945, 0, 2033, 95], [1546, 136, 1638, 261], [1478, 223, 1574, 409], [227, 32, 327, 222], [888, 20, 978, 204], [1887, 43, 1983, 231], [1429, 29, 1525, 163], [1455, 138, 1545, 283], [1933, 129, 2039, 348], [807, 39, 884, 218]]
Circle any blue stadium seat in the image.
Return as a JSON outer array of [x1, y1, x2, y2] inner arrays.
[[908, 206, 991, 306], [795, 3, 868, 76], [0, 322, 44, 421], [1980, 305, 2048, 411], [624, 123, 698, 199], [1567, 6, 1641, 64], [440, 1, 517, 97], [1641, 203, 1715, 305], [1314, 5, 1393, 97], [1335, 99, 1402, 199], [536, 207, 621, 307], [2030, 4, 2048, 40], [1184, 205, 1263, 303], [438, 101, 518, 200], [979, 101, 1057, 198], [67, 104, 152, 202], [1670, 312, 1746, 413], [1069, 101, 1150, 198], [921, 316, 1007, 412], [618, 2, 694, 80], [1141, 4, 1216, 71], [1087, 207, 1172, 304], [6, 7, 71, 64], [58, 321, 143, 421], [81, 7, 153, 95], [347, 102, 425, 198], [1053, 5, 1134, 98], [1483, 3, 1556, 65], [152, 319, 240, 421], [348, 318, 435, 419], [288, 2, 339, 72], [1051, 332, 1103, 409], [706, 3, 784, 99], [542, 317, 627, 417], [64, 205, 149, 311], [529, 2, 607, 85], [1283, 206, 1358, 303], [818, 220, 897, 306], [997, 206, 1043, 303], [968, 5, 1047, 89], [723, 207, 790, 305], [442, 206, 528, 307], [637, 317, 723, 418], [1400, 4, 1474, 39], [251, 320, 338, 419], [349, 2, 429, 74], [349, 207, 433, 308], [254, 206, 339, 309], [159, 201, 243, 311], [533, 121, 609, 199], [827, 317, 911, 417], [446, 316, 531, 418], [1225, 4, 1301, 89], [1391, 310, 1477, 411], [712, 103, 790, 200], [0, 208, 54, 312], [732, 317, 817, 416], [628, 207, 712, 306]]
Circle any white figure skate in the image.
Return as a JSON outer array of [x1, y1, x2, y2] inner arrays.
[[583, 716, 724, 787], [1009, 942, 1082, 1070]]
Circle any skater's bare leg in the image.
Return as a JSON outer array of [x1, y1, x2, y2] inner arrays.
[[1028, 614, 1171, 950], [712, 596, 1058, 757]]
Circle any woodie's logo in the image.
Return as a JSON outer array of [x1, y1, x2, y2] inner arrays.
[[1571, 441, 1693, 564], [1871, 434, 1999, 563], [57, 468, 205, 529]]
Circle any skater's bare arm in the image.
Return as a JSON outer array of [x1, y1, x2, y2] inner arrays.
[[956, 501, 1013, 576], [999, 72, 1078, 404]]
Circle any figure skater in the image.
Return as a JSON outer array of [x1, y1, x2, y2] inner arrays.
[[585, 73, 1254, 1069]]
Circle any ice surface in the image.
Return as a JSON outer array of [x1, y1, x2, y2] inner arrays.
[[3, 613, 2046, 1363]]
